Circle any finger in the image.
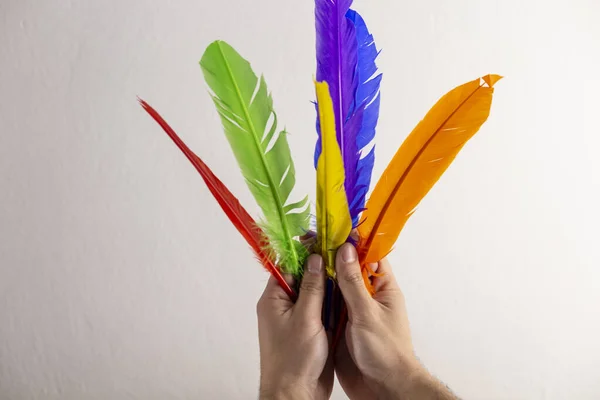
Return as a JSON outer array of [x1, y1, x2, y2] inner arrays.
[[295, 254, 326, 318], [375, 257, 392, 274], [369, 262, 379, 274], [282, 273, 295, 288], [300, 230, 316, 244], [372, 258, 405, 308], [300, 231, 317, 253], [364, 262, 383, 277], [372, 258, 399, 292], [257, 275, 294, 316], [264, 275, 290, 299], [335, 243, 372, 318]]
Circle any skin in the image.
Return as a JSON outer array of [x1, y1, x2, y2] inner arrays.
[[258, 244, 457, 400], [257, 254, 334, 400]]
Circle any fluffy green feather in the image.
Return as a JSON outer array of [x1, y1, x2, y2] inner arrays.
[[200, 40, 309, 275]]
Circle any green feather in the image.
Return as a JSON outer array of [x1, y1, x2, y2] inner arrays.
[[200, 40, 309, 275]]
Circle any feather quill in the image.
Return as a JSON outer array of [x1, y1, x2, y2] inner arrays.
[[200, 41, 309, 276], [139, 99, 296, 300], [358, 75, 502, 264], [315, 81, 353, 278]]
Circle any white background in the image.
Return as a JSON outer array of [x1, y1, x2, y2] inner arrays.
[[1, 0, 599, 399]]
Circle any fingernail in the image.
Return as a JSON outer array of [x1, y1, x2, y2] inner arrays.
[[341, 244, 357, 263], [308, 255, 323, 274]]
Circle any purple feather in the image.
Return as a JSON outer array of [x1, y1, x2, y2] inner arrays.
[[314, 0, 359, 214], [314, 2, 382, 225]]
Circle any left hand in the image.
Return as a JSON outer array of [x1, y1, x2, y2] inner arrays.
[[257, 254, 334, 400]]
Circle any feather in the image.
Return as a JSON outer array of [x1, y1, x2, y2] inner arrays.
[[346, 9, 382, 224], [314, 0, 361, 219], [358, 75, 502, 264], [315, 81, 353, 278], [314, 3, 382, 224], [200, 41, 309, 276], [139, 99, 297, 300]]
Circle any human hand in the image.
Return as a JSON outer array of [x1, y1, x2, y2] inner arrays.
[[257, 254, 334, 400], [334, 243, 457, 399]]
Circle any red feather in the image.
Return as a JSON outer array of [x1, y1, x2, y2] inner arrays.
[[139, 99, 297, 301]]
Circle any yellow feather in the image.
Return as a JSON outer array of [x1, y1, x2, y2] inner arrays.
[[315, 81, 353, 278], [358, 75, 502, 264]]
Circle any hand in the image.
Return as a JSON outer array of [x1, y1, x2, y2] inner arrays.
[[334, 243, 457, 399], [257, 254, 334, 400]]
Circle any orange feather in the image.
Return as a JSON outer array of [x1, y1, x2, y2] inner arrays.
[[358, 75, 502, 264]]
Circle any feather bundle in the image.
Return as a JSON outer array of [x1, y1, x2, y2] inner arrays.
[[138, 2, 502, 327]]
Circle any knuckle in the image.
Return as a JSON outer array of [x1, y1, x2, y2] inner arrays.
[[299, 280, 322, 295], [343, 272, 365, 285]]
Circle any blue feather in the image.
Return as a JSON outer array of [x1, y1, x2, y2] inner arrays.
[[346, 9, 382, 224]]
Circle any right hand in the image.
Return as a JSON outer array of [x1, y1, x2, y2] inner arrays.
[[334, 243, 456, 399]]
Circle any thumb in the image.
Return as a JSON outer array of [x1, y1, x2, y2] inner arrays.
[[295, 254, 326, 318], [335, 243, 372, 318]]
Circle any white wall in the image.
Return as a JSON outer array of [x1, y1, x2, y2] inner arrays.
[[1, 0, 599, 399]]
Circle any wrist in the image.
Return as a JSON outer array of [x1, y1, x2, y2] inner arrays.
[[377, 358, 423, 399], [380, 365, 456, 400], [259, 377, 315, 400]]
